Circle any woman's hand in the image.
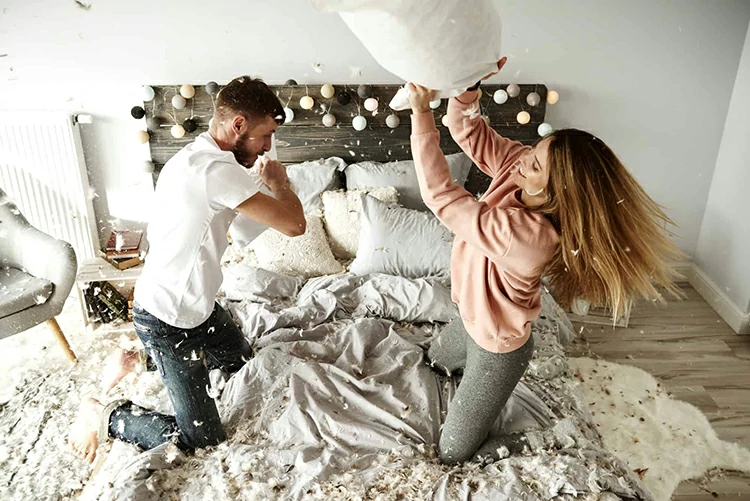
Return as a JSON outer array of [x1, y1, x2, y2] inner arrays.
[[479, 57, 508, 81], [407, 83, 436, 114]]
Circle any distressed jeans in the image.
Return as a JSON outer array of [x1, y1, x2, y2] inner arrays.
[[106, 302, 251, 451]]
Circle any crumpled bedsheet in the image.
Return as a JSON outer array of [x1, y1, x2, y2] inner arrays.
[[88, 268, 652, 501]]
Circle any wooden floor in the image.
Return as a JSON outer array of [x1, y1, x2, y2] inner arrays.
[[566, 283, 750, 500]]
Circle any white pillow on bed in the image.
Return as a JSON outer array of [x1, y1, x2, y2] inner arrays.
[[350, 195, 453, 279], [344, 152, 472, 211], [287, 156, 346, 211], [250, 213, 345, 278], [321, 186, 399, 260]]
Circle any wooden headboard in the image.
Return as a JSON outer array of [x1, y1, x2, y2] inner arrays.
[[144, 84, 547, 195]]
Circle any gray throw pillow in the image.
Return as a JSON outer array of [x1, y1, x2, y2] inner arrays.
[[344, 152, 472, 211], [350, 195, 453, 279], [287, 156, 346, 211]]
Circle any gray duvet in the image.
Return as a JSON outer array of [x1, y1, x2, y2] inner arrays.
[[93, 267, 652, 501]]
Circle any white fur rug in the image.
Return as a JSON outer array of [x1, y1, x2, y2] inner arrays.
[[569, 357, 750, 501]]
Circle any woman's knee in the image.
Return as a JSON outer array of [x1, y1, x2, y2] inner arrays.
[[438, 430, 480, 465], [438, 438, 475, 464]]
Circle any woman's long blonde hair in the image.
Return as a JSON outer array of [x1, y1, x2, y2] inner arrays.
[[534, 129, 685, 320]]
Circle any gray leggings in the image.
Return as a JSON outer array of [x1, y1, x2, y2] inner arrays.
[[428, 318, 534, 464]]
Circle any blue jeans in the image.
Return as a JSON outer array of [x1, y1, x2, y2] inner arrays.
[[107, 302, 251, 451]]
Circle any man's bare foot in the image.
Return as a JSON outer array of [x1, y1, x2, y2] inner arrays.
[[69, 397, 105, 464], [101, 348, 140, 396]]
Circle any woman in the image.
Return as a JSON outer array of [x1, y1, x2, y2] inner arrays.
[[408, 61, 683, 464]]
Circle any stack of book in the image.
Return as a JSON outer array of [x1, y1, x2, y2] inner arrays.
[[83, 281, 129, 324], [105, 230, 144, 270]]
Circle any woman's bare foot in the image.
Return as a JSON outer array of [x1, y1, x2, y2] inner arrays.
[[100, 348, 141, 396], [69, 397, 105, 463]]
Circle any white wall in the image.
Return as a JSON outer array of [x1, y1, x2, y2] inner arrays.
[[1, 0, 749, 253], [695, 21, 750, 314]]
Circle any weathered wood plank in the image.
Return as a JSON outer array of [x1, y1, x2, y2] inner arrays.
[[145, 83, 548, 193]]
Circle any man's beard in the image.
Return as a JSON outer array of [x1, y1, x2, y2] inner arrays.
[[232, 132, 257, 167]]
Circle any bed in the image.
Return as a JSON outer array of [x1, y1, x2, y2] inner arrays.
[[82, 84, 653, 501]]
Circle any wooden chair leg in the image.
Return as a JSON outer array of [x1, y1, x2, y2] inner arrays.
[[46, 317, 78, 363]]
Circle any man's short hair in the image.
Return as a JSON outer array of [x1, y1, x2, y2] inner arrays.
[[215, 76, 284, 126]]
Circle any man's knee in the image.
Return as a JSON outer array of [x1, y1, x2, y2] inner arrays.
[[178, 425, 226, 451]]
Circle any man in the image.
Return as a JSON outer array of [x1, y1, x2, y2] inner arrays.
[[70, 76, 305, 462]]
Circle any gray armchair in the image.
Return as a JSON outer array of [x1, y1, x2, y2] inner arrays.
[[0, 188, 78, 362]]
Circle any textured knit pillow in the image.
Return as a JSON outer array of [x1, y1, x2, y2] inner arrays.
[[250, 213, 345, 278], [287, 157, 346, 211], [350, 195, 453, 279], [344, 152, 472, 211], [321, 187, 399, 260]]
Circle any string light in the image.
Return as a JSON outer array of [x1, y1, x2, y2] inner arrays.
[[141, 85, 155, 102], [180, 84, 195, 99], [493, 89, 508, 104], [364, 97, 379, 112], [321, 84, 335, 99], [172, 95, 186, 109]]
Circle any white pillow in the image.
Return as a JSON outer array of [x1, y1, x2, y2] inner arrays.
[[351, 195, 453, 279], [321, 187, 399, 260], [250, 213, 345, 278], [345, 152, 472, 211], [310, 0, 503, 110], [287, 157, 346, 211]]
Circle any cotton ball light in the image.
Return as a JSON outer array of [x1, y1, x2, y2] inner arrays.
[[506, 84, 520, 98], [336, 90, 351, 106], [357, 84, 372, 99], [180, 84, 195, 99], [130, 106, 146, 119], [300, 96, 314, 110], [146, 116, 160, 131], [321, 84, 335, 99], [171, 124, 186, 138], [364, 97, 379, 112], [322, 113, 337, 127], [517, 111, 531, 125], [429, 99, 441, 110], [526, 92, 541, 107], [386, 114, 400, 129], [141, 85, 155, 102], [142, 161, 155, 173], [285, 79, 298, 86], [136, 130, 150, 144], [493, 89, 508, 104], [172, 95, 186, 109], [547, 90, 559, 104], [205, 81, 219, 95], [352, 115, 367, 131], [538, 123, 553, 137], [441, 115, 450, 127], [283, 107, 294, 124], [182, 118, 197, 133]]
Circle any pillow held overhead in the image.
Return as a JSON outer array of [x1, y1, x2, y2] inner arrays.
[[310, 0, 503, 110]]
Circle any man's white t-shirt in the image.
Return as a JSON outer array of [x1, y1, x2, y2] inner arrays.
[[135, 132, 266, 329]]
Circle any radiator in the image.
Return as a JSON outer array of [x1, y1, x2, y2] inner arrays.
[[0, 112, 98, 260]]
